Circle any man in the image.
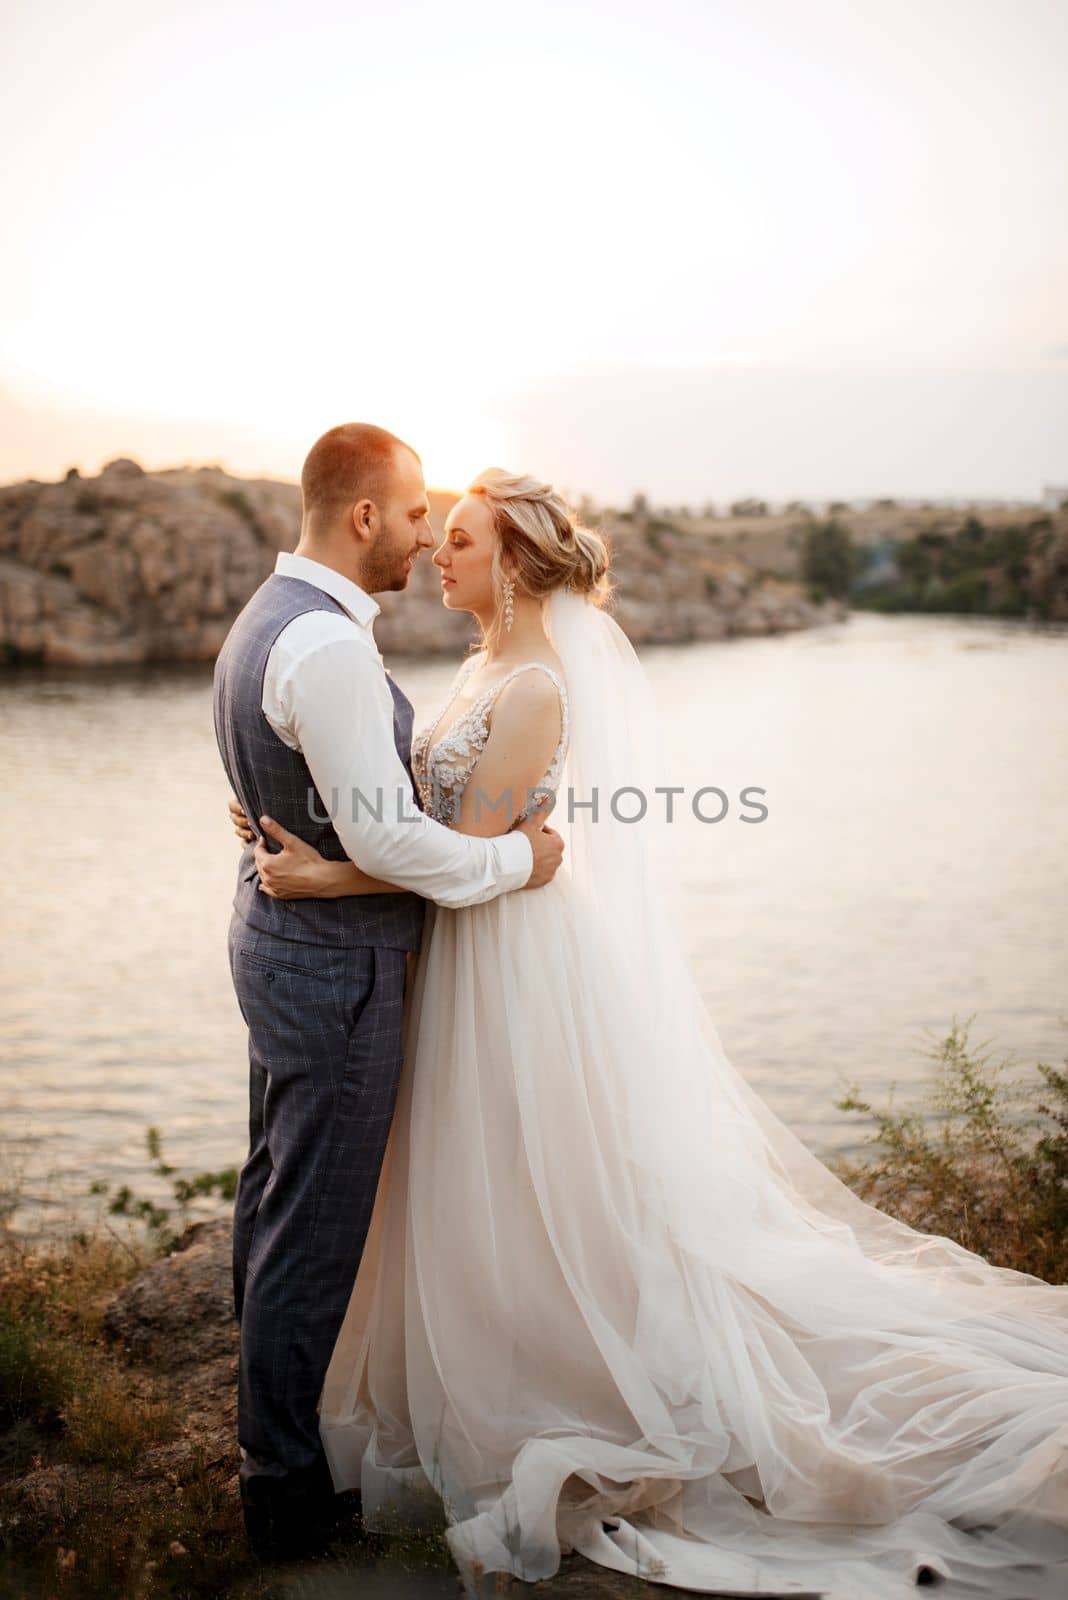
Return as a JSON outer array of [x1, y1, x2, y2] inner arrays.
[[212, 423, 564, 1562]]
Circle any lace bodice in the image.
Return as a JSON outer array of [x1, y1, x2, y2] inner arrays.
[[411, 657, 570, 827]]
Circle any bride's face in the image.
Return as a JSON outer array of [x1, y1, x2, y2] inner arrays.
[[433, 493, 498, 614]]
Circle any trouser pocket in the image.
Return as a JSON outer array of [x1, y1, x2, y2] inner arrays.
[[336, 946, 407, 1123]]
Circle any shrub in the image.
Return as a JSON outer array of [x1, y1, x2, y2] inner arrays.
[[801, 517, 855, 599], [89, 1126, 237, 1253], [832, 1017, 1068, 1284]]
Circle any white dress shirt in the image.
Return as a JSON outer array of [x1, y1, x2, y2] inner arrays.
[[261, 552, 533, 908]]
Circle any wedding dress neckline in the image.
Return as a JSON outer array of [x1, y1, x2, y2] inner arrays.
[[412, 655, 570, 828], [423, 653, 567, 753]]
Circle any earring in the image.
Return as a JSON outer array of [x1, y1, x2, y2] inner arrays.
[[502, 576, 515, 632]]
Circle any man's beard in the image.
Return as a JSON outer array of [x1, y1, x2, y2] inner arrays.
[[363, 538, 411, 593]]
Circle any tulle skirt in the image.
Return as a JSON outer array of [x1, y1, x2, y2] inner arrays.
[[319, 867, 1068, 1598]]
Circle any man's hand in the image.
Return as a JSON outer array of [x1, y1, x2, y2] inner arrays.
[[514, 797, 565, 889], [254, 815, 330, 899]]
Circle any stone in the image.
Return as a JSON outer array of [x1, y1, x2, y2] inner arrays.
[[102, 1217, 236, 1370], [0, 463, 847, 667]]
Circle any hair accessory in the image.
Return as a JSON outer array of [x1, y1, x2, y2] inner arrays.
[[503, 576, 515, 632]]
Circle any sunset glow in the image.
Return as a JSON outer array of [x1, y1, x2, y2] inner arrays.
[[2, 0, 1065, 499]]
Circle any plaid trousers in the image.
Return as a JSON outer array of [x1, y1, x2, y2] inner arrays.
[[227, 910, 408, 1481]]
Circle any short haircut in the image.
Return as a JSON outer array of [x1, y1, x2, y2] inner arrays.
[[300, 423, 421, 517]]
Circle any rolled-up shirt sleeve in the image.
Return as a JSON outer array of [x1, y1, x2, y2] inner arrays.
[[277, 632, 533, 907]]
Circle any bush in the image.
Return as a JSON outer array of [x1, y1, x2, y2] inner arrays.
[[941, 572, 989, 612], [832, 1017, 1068, 1284], [801, 517, 855, 600], [87, 1125, 238, 1253]]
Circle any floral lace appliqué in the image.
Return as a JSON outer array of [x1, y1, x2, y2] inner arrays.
[[412, 660, 570, 827]]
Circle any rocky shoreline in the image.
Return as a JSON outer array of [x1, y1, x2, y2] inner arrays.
[[0, 459, 845, 667], [0, 1216, 678, 1596], [3, 1012, 1062, 1597]]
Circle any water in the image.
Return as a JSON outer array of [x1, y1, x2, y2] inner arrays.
[[2, 611, 1066, 1237]]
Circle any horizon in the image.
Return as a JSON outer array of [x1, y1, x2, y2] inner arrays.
[[2, 441, 1061, 508], [1, 444, 1058, 515]]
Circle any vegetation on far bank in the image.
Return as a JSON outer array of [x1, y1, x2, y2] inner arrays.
[[1, 1018, 1066, 1597], [800, 507, 1068, 619], [608, 491, 1068, 622]]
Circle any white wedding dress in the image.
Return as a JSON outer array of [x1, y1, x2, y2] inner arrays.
[[319, 590, 1068, 1599]]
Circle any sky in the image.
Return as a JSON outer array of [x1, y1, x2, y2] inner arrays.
[[1, 0, 1065, 504]]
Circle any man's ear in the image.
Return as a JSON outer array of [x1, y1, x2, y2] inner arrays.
[[351, 497, 377, 542]]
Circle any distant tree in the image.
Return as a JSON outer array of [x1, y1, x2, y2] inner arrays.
[[729, 497, 768, 517], [802, 517, 855, 600], [783, 499, 811, 516], [630, 491, 649, 519], [828, 500, 851, 514], [873, 497, 898, 510]]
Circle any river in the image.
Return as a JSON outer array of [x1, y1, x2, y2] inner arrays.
[[2, 611, 1066, 1238]]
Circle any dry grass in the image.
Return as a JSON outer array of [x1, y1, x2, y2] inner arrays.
[[0, 1227, 170, 1458]]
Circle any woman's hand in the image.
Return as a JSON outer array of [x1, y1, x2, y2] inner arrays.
[[227, 799, 402, 898], [254, 816, 331, 900], [229, 795, 255, 844]]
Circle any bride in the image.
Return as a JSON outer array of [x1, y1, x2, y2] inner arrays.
[[228, 469, 1068, 1599]]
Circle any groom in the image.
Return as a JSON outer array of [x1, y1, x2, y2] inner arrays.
[[212, 423, 564, 1563]]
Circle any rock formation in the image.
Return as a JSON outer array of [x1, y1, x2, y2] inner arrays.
[[0, 460, 845, 667]]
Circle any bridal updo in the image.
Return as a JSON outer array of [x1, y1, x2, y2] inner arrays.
[[467, 468, 613, 612]]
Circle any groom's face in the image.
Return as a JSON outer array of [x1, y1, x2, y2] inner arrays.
[[361, 448, 435, 593]]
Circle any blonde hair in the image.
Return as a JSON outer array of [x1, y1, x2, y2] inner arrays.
[[467, 467, 612, 652]]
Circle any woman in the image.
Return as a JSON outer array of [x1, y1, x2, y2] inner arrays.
[[228, 468, 1068, 1599]]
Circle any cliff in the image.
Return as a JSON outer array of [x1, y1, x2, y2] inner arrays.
[[0, 459, 844, 666]]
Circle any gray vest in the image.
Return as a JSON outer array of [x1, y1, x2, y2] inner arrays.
[[213, 573, 427, 951]]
